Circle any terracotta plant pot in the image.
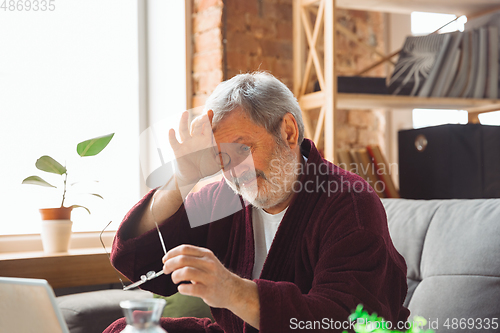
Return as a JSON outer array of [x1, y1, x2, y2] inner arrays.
[[39, 207, 73, 253]]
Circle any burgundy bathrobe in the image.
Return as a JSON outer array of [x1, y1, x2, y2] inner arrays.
[[105, 139, 409, 333]]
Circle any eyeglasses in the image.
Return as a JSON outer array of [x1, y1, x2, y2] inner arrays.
[[213, 143, 252, 170], [100, 194, 168, 291]]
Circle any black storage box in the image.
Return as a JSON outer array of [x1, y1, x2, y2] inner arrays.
[[314, 76, 388, 94], [398, 124, 500, 199]]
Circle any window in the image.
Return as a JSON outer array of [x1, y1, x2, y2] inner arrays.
[[479, 111, 500, 125], [411, 11, 466, 35], [410, 11, 500, 128], [412, 109, 468, 129], [139, 0, 191, 189], [0, 0, 140, 235]]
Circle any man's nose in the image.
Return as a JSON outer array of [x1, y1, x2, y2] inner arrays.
[[227, 161, 250, 179], [227, 154, 254, 178]]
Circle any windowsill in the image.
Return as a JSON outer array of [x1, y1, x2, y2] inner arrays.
[[0, 231, 129, 289], [0, 247, 111, 260], [0, 230, 116, 254]]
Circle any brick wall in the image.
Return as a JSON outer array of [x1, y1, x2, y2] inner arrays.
[[190, 1, 386, 151], [224, 0, 294, 89], [192, 0, 224, 108], [191, 0, 294, 110]]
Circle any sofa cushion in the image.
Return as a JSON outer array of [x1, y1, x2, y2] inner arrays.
[[420, 199, 500, 277], [407, 275, 500, 324], [57, 289, 152, 333], [154, 292, 213, 320], [381, 199, 442, 281]]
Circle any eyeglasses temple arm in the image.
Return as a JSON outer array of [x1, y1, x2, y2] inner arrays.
[[100, 221, 127, 289]]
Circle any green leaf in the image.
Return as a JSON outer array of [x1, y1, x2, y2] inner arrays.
[[89, 193, 104, 199], [35, 155, 67, 175], [22, 176, 57, 188], [77, 133, 114, 157], [71, 205, 91, 214]]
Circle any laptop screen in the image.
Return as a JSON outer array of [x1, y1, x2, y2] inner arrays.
[[0, 277, 69, 333]]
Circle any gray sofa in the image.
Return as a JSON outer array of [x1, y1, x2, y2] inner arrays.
[[57, 199, 500, 333], [382, 198, 500, 332]]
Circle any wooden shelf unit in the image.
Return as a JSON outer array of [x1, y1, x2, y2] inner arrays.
[[333, 0, 499, 16], [293, 0, 500, 161], [300, 92, 500, 111]]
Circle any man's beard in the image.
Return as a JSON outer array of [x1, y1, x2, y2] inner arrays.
[[224, 142, 300, 209]]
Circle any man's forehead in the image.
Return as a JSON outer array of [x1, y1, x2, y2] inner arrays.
[[212, 121, 258, 144], [211, 108, 264, 137], [212, 134, 250, 146]]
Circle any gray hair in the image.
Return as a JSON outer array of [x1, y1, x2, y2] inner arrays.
[[204, 72, 305, 145]]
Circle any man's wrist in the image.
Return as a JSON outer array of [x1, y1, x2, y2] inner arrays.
[[227, 274, 260, 329]]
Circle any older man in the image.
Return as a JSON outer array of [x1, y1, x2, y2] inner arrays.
[[105, 72, 409, 333]]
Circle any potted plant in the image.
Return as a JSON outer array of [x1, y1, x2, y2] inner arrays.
[[22, 133, 114, 253]]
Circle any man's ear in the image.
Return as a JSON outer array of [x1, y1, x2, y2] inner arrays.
[[281, 113, 299, 149]]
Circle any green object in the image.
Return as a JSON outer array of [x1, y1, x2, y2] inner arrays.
[[21, 176, 56, 188], [77, 133, 115, 157], [35, 156, 67, 175], [22, 133, 114, 212], [70, 205, 91, 215], [342, 305, 434, 333], [153, 293, 214, 321]]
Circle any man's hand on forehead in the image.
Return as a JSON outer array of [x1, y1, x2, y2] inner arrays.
[[189, 110, 214, 137], [167, 110, 222, 186]]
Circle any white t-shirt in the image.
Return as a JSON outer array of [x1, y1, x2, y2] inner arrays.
[[251, 206, 288, 279], [251, 155, 307, 280]]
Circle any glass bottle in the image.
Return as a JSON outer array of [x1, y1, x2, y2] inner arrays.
[[120, 298, 167, 333]]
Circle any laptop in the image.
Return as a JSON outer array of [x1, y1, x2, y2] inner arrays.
[[0, 277, 70, 333]]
